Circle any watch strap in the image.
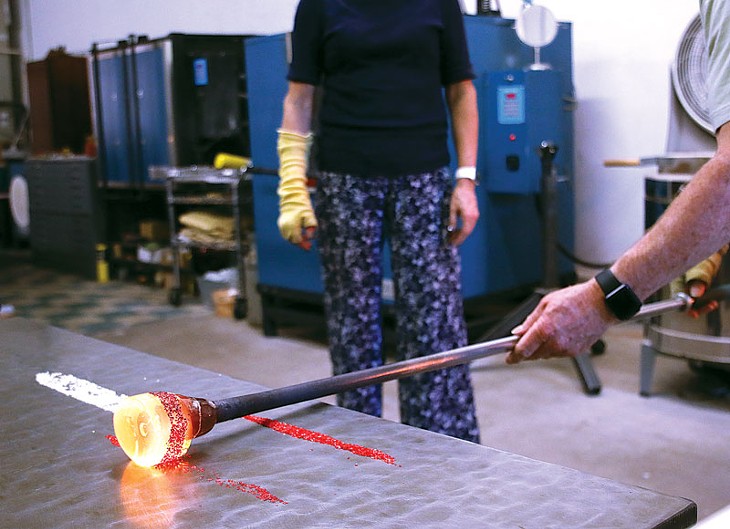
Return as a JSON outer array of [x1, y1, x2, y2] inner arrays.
[[455, 166, 477, 181], [455, 166, 479, 185], [595, 268, 621, 296]]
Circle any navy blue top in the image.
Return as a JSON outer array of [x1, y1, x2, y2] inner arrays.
[[288, 0, 474, 177]]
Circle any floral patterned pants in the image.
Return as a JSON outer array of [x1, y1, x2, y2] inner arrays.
[[314, 167, 480, 443]]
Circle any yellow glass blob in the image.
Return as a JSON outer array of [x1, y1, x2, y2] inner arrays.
[[113, 392, 217, 467]]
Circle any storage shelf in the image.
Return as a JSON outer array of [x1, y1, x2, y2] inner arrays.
[[172, 235, 238, 252], [157, 165, 252, 318], [170, 196, 235, 206]]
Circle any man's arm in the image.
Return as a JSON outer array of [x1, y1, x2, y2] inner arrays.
[[612, 124, 730, 300], [507, 123, 730, 363]]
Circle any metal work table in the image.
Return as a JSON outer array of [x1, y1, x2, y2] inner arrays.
[[1, 318, 696, 529]]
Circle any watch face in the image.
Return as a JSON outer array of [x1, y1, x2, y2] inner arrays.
[[596, 269, 642, 321], [606, 284, 642, 320]]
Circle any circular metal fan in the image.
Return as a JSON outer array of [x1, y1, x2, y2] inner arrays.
[[671, 14, 713, 134]]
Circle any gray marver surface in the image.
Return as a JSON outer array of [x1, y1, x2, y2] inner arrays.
[[0, 318, 696, 529]]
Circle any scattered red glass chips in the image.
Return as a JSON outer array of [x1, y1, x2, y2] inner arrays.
[[106, 434, 287, 504], [151, 391, 188, 465], [210, 475, 287, 504], [245, 415, 397, 465], [106, 410, 398, 506]]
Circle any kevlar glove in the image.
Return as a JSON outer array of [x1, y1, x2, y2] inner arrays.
[[276, 129, 317, 247]]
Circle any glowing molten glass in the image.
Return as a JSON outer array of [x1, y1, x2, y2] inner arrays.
[[113, 392, 216, 467]]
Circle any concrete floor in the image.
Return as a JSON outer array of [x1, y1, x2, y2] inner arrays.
[[92, 310, 730, 523]]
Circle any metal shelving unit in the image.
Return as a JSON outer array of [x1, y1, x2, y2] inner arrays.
[[152, 165, 252, 319]]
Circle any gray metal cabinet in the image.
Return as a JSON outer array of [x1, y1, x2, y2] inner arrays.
[[26, 156, 104, 278]]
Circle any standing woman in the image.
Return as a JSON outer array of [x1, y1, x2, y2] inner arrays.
[[277, 0, 481, 442]]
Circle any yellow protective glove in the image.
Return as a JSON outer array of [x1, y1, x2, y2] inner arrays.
[[276, 129, 317, 247], [670, 244, 729, 300], [685, 244, 729, 286]]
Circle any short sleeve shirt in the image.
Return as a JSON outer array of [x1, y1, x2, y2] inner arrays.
[[288, 0, 474, 176], [701, 0, 730, 131]]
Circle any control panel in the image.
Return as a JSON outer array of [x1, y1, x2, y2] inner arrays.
[[481, 69, 564, 194]]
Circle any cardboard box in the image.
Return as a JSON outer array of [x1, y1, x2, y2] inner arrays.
[[139, 220, 169, 241], [212, 288, 237, 318]]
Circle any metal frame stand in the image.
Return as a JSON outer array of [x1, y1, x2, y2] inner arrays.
[[478, 142, 601, 395], [639, 343, 658, 397], [540, 142, 601, 395]]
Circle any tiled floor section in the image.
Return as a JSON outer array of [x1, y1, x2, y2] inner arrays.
[[1, 252, 210, 336]]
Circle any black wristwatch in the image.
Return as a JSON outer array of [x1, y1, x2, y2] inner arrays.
[[594, 269, 642, 321]]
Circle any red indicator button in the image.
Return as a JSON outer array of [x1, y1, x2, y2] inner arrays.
[[509, 133, 517, 141]]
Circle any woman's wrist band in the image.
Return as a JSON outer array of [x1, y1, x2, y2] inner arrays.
[[455, 166, 477, 181]]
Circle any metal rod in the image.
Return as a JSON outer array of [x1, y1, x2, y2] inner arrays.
[[633, 295, 689, 320], [214, 336, 517, 422], [213, 292, 710, 423], [692, 285, 730, 311]]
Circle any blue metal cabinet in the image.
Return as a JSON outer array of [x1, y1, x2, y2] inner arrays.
[[251, 174, 323, 294], [93, 41, 170, 185], [91, 34, 250, 187]]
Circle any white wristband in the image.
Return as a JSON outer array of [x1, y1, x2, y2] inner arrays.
[[455, 166, 477, 181]]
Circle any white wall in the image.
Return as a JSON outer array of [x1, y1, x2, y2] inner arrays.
[[20, 0, 301, 57], [496, 0, 700, 268], [20, 0, 704, 268]]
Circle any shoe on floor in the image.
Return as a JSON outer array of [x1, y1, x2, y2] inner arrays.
[[0, 304, 16, 319]]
